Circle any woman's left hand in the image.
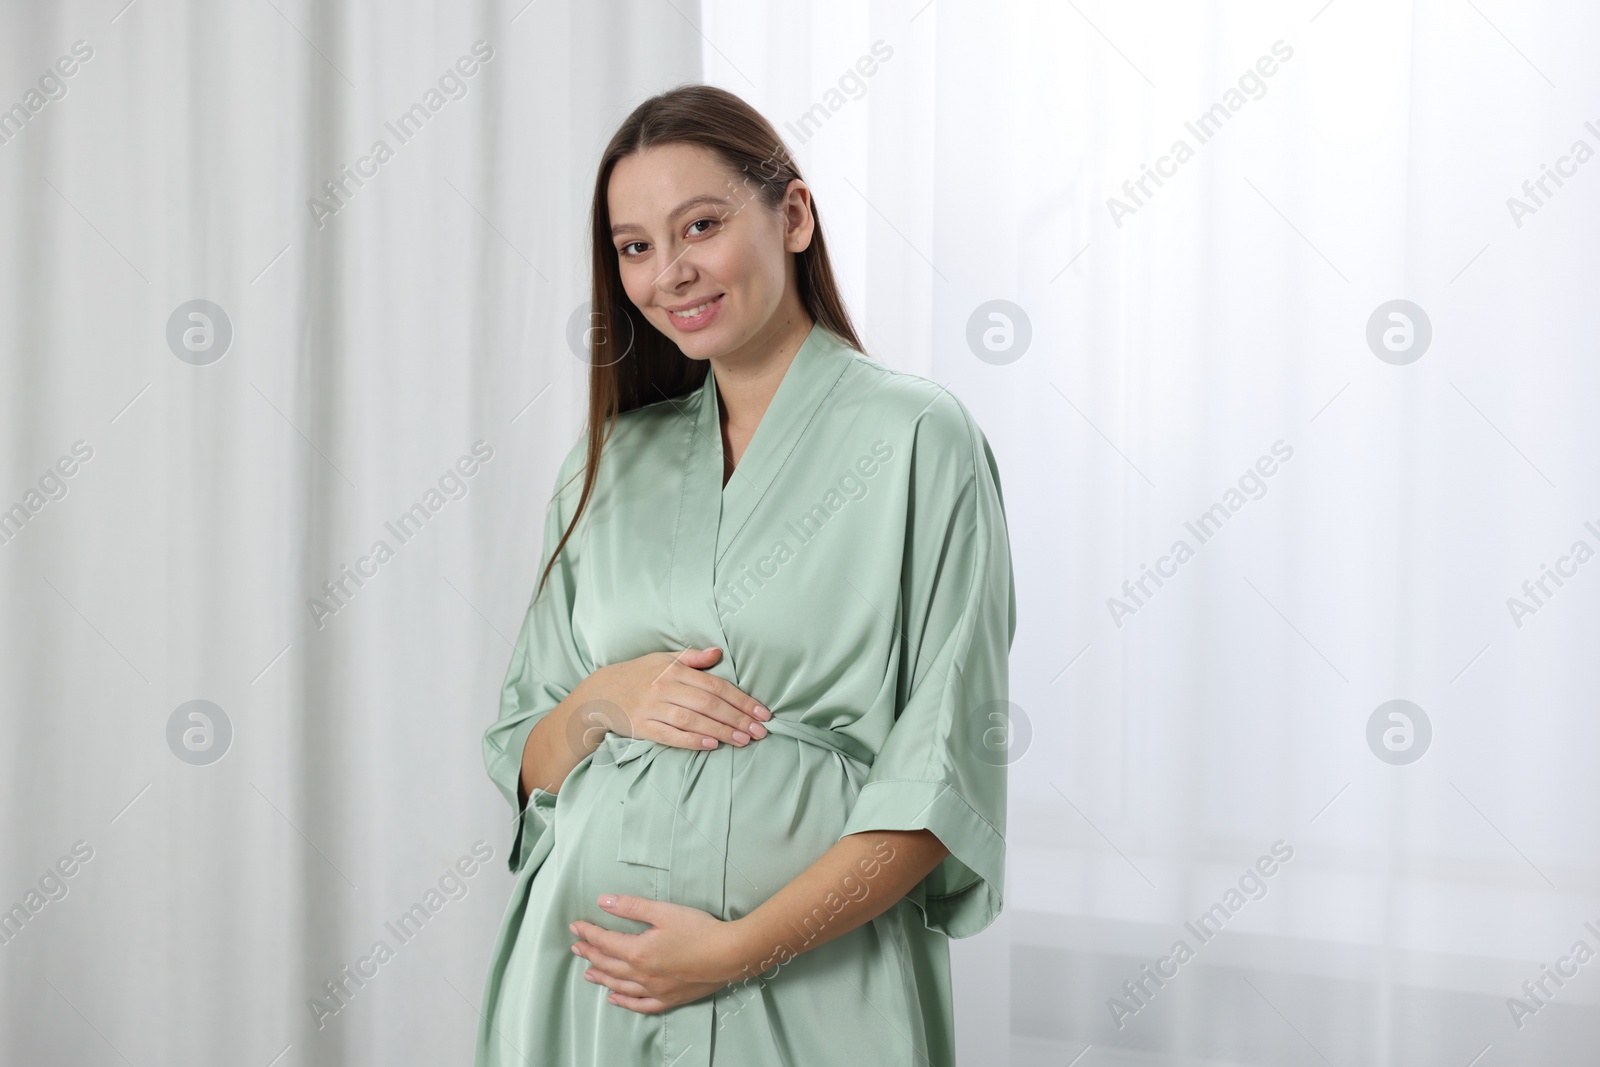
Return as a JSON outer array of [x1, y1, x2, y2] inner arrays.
[[570, 895, 748, 1013]]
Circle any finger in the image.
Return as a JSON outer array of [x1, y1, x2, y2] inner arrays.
[[658, 690, 760, 746], [659, 703, 752, 748], [679, 670, 770, 727], [583, 968, 650, 997], [671, 664, 763, 712], [637, 721, 721, 750], [571, 915, 648, 958], [572, 938, 636, 981], [640, 671, 742, 746], [597, 893, 662, 927], [641, 689, 741, 746], [655, 646, 720, 682], [712, 676, 770, 720], [607, 992, 670, 1014]]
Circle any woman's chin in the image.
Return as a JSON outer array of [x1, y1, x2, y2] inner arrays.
[[668, 326, 736, 361]]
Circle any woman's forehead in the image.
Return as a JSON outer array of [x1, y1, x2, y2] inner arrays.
[[609, 144, 738, 219]]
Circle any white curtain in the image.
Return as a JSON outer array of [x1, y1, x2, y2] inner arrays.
[[706, 1, 1600, 1064], [4, 1, 1596, 1064], [1, 1, 701, 1064]]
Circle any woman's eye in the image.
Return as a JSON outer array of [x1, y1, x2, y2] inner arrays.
[[619, 219, 714, 258]]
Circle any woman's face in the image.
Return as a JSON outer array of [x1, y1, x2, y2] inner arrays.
[[607, 142, 812, 363]]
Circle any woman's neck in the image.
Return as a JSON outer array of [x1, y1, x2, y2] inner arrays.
[[710, 303, 814, 436]]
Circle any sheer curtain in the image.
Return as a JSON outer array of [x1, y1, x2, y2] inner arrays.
[[3, 0, 1596, 1065], [702, 1, 1600, 1065], [0, 1, 701, 1064]]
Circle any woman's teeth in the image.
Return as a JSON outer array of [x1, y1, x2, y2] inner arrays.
[[672, 297, 719, 318]]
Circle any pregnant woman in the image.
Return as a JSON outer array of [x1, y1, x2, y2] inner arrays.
[[474, 84, 1015, 1067]]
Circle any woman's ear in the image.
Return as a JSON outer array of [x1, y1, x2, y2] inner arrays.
[[782, 181, 815, 253]]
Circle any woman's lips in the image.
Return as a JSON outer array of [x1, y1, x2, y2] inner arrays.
[[666, 294, 724, 332]]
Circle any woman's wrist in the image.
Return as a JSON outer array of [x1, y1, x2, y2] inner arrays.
[[720, 906, 820, 987], [715, 915, 772, 986], [519, 676, 612, 799], [569, 668, 620, 739]]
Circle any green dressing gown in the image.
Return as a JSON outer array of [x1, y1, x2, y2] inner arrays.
[[475, 321, 1015, 1066]]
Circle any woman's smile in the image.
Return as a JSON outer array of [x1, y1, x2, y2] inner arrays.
[[665, 293, 725, 332]]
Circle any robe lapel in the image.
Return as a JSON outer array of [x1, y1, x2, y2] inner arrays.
[[664, 372, 734, 675], [665, 322, 854, 681], [712, 322, 854, 564]]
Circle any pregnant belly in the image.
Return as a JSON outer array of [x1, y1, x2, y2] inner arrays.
[[542, 727, 870, 932]]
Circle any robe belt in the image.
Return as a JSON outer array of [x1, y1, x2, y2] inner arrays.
[[600, 719, 876, 870], [591, 721, 876, 1067]]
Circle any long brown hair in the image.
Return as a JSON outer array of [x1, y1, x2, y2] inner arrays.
[[534, 83, 864, 601]]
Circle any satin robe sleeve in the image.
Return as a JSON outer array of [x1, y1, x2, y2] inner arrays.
[[482, 434, 590, 875], [837, 399, 1017, 939]]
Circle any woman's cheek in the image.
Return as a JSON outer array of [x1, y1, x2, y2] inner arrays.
[[619, 271, 649, 309]]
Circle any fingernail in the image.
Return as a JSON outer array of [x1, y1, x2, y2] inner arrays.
[[754, 705, 770, 720], [749, 723, 767, 738], [733, 731, 750, 744], [569, 922, 577, 934], [599, 895, 617, 907], [702, 737, 718, 748]]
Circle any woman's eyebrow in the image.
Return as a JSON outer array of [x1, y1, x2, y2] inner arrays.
[[610, 194, 734, 238]]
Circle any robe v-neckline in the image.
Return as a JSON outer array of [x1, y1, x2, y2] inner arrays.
[[697, 321, 853, 562], [666, 320, 854, 659], [707, 329, 811, 498]]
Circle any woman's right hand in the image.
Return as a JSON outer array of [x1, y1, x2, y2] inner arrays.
[[579, 647, 771, 750]]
